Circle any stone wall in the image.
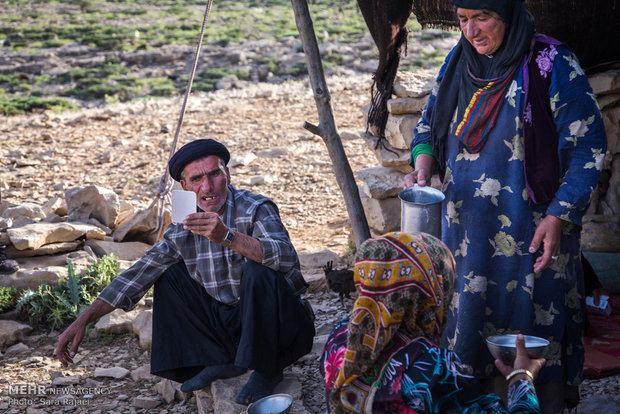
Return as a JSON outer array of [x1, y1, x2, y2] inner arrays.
[[357, 68, 620, 252]]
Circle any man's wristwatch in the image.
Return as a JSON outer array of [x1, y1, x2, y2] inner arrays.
[[221, 228, 235, 247]]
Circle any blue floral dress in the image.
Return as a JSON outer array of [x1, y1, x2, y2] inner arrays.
[[411, 43, 607, 384]]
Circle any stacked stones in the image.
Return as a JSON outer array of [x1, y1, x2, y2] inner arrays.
[[357, 67, 620, 251], [582, 67, 620, 252], [0, 185, 165, 292], [357, 69, 440, 235]]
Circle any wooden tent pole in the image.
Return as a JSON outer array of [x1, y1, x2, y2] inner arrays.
[[290, 0, 371, 247]]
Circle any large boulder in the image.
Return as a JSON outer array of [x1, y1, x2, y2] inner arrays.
[[112, 205, 171, 245], [65, 185, 120, 228], [7, 222, 105, 250]]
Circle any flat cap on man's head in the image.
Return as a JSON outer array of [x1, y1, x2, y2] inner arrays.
[[168, 139, 231, 182]]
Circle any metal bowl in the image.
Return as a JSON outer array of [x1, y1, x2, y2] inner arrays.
[[246, 393, 293, 414], [486, 334, 549, 366]]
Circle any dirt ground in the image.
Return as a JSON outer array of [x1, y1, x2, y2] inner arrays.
[[1, 73, 377, 256]]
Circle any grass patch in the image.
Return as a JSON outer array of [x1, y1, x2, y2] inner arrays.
[[0, 0, 441, 110], [0, 95, 77, 115], [183, 67, 250, 92]]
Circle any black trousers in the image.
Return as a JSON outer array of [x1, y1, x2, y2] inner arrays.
[[150, 260, 315, 383]]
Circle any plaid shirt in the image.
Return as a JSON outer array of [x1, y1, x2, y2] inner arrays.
[[98, 186, 307, 308]]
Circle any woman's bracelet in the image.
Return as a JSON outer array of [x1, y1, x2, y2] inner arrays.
[[506, 369, 534, 382]]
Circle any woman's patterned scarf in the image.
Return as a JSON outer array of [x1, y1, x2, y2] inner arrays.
[[328, 232, 455, 413], [431, 1, 535, 170], [454, 62, 520, 152]]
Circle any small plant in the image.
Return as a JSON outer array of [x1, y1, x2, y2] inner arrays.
[[16, 254, 119, 330], [0, 96, 77, 115], [0, 286, 18, 313]]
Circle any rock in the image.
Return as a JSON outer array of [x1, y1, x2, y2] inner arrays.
[[132, 395, 162, 409], [339, 130, 360, 141], [597, 93, 620, 110], [95, 308, 141, 335], [387, 96, 428, 115], [132, 309, 152, 348], [257, 147, 291, 158], [356, 166, 406, 200], [41, 197, 67, 217], [576, 395, 620, 410], [7, 222, 105, 250], [65, 185, 120, 228], [362, 104, 419, 150], [602, 106, 620, 155], [210, 372, 251, 414], [5, 342, 29, 355], [392, 70, 437, 98], [93, 367, 130, 379], [273, 373, 303, 400], [383, 113, 419, 150], [359, 190, 401, 234], [248, 175, 274, 186], [84, 239, 151, 261], [115, 200, 136, 225], [215, 74, 238, 90], [195, 389, 214, 414], [0, 217, 12, 231], [0, 266, 66, 291], [298, 249, 339, 269], [0, 320, 32, 349], [2, 203, 46, 221], [155, 379, 176, 404], [4, 241, 80, 258], [112, 205, 170, 245], [52, 375, 81, 386], [228, 152, 257, 168], [589, 69, 620, 96], [311, 334, 329, 356], [604, 156, 620, 216], [131, 364, 154, 382], [361, 132, 413, 174], [41, 213, 66, 223]]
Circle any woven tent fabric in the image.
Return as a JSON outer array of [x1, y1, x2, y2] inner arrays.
[[412, 0, 620, 71], [357, 0, 414, 143]]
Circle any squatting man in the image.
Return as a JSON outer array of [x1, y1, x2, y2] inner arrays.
[[55, 139, 316, 405]]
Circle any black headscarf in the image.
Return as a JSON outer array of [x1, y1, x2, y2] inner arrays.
[[430, 0, 535, 170]]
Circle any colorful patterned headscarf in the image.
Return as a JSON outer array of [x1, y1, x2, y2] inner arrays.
[[330, 232, 455, 413]]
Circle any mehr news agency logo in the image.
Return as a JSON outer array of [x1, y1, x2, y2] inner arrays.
[[1, 383, 112, 407]]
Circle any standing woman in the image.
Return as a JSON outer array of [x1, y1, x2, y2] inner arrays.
[[405, 0, 607, 412]]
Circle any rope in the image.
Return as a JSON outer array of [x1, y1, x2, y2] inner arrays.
[[149, 0, 214, 240]]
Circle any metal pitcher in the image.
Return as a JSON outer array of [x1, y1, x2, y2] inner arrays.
[[398, 185, 445, 238]]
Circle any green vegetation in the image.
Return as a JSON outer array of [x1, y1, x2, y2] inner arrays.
[[0, 95, 77, 115], [16, 255, 119, 331], [183, 67, 251, 92], [0, 0, 438, 114], [0, 286, 18, 313]]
